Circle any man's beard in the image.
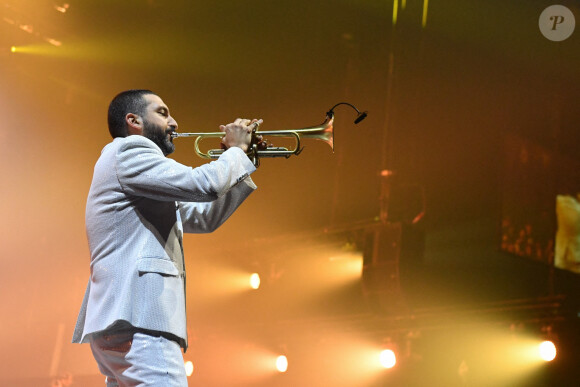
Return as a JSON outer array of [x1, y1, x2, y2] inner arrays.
[[142, 119, 175, 156]]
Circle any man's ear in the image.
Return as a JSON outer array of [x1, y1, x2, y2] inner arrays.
[[126, 113, 143, 135]]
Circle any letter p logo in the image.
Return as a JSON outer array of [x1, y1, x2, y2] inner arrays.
[[550, 15, 565, 30], [540, 5, 575, 41]]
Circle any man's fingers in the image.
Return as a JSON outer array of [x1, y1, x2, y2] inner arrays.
[[234, 118, 251, 125], [222, 118, 261, 136], [250, 119, 263, 130]]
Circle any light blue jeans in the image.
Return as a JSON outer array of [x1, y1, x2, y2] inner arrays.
[[89, 330, 188, 387]]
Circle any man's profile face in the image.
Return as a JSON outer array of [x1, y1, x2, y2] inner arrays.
[[141, 94, 178, 156]]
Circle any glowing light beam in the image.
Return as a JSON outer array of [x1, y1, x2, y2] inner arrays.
[[250, 273, 261, 290], [538, 341, 556, 362], [184, 360, 194, 376], [379, 349, 397, 369], [276, 355, 288, 373]]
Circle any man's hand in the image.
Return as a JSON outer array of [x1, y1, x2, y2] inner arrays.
[[219, 118, 261, 152]]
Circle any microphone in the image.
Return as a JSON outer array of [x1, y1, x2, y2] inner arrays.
[[354, 111, 367, 124], [327, 102, 368, 124]]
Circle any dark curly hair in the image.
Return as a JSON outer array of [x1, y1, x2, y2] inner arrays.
[[107, 89, 155, 138]]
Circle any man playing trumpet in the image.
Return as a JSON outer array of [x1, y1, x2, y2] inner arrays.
[[72, 89, 259, 386]]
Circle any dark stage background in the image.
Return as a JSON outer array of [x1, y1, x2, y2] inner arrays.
[[1, 1, 579, 386]]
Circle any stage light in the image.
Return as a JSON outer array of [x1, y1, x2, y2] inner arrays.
[[379, 349, 397, 369], [250, 273, 261, 290], [54, 3, 70, 13], [5, 44, 60, 56], [184, 360, 194, 376], [276, 355, 288, 373], [19, 24, 33, 34], [538, 340, 556, 362], [44, 38, 62, 47]]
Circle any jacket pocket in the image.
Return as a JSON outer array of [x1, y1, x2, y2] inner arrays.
[[137, 257, 179, 277]]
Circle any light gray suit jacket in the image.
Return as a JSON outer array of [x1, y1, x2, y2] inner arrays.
[[72, 135, 256, 350]]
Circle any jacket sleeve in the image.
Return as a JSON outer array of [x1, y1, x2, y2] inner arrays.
[[178, 176, 257, 233], [115, 135, 256, 202]]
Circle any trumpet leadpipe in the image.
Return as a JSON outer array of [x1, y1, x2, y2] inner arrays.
[[170, 132, 202, 138], [171, 119, 263, 139]]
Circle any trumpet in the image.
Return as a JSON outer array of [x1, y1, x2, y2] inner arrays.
[[171, 102, 367, 167]]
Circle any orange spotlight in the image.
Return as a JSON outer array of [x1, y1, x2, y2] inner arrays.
[[54, 3, 70, 13], [538, 340, 556, 362], [10, 46, 16, 53], [19, 24, 33, 33], [250, 273, 261, 290], [184, 360, 194, 376], [379, 349, 397, 369], [276, 355, 288, 373], [45, 38, 62, 47]]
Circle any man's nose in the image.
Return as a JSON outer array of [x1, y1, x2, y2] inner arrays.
[[169, 116, 178, 130]]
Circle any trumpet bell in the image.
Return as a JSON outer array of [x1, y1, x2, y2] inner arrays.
[[258, 115, 334, 152], [296, 115, 334, 151]]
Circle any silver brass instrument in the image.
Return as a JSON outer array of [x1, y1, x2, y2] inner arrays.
[[171, 103, 366, 167]]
